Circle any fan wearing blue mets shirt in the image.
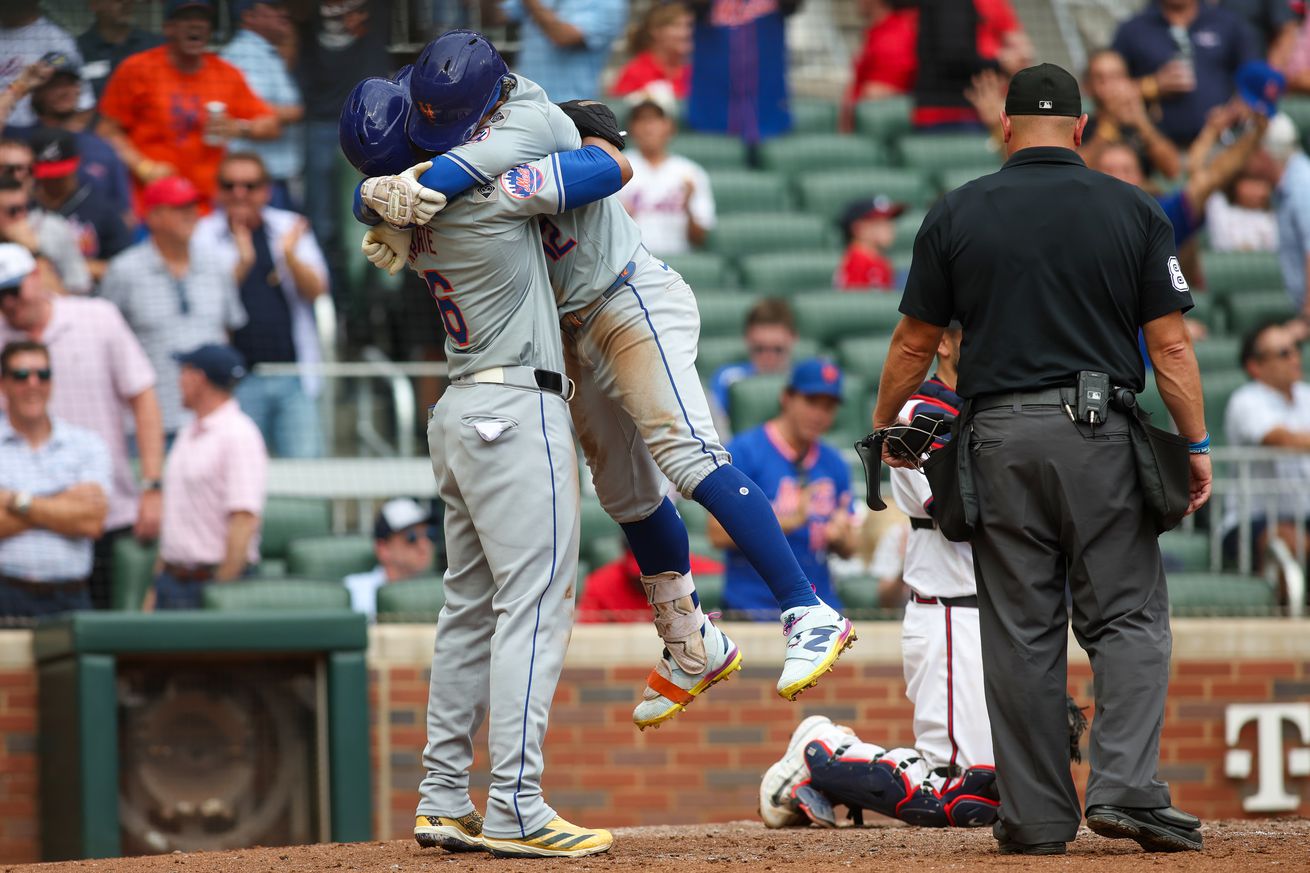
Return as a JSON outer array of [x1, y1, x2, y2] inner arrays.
[[709, 359, 857, 618]]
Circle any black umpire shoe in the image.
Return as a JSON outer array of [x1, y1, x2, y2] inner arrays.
[[1085, 804, 1203, 852], [993, 822, 1068, 855]]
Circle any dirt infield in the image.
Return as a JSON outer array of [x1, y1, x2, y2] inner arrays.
[[12, 819, 1309, 873]]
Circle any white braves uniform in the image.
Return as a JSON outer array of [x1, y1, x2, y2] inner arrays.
[[408, 153, 590, 841]]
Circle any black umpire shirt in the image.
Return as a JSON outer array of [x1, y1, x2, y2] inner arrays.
[[899, 146, 1194, 398]]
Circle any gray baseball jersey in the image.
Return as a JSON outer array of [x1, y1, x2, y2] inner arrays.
[[406, 154, 582, 839]]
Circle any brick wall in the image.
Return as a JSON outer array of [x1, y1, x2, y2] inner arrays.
[[0, 620, 1306, 863]]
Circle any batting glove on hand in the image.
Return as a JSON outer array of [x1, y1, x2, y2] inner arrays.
[[358, 161, 447, 228], [361, 224, 412, 276]]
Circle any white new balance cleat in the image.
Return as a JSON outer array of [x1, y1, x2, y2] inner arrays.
[[759, 715, 837, 828], [633, 619, 742, 730], [776, 600, 856, 700]]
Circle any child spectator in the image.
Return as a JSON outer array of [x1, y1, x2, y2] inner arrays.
[[619, 99, 715, 256], [612, 2, 694, 100], [835, 195, 902, 291]]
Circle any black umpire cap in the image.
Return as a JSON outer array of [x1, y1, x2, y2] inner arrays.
[[1004, 63, 1082, 118]]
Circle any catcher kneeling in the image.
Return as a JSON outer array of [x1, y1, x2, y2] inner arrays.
[[759, 325, 1085, 830]]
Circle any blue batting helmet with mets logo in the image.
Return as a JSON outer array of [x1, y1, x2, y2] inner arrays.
[[338, 72, 430, 177], [406, 29, 510, 154]]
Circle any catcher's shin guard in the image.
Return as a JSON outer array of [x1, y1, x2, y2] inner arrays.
[[942, 766, 1000, 827], [897, 784, 949, 827], [804, 740, 925, 819]]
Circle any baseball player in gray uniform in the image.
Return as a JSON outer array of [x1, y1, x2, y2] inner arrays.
[[363, 134, 633, 857], [354, 32, 855, 729]]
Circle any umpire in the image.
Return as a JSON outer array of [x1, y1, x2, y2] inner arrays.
[[872, 64, 1211, 855]]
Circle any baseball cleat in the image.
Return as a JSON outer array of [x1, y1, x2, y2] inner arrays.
[[634, 620, 742, 730], [759, 715, 838, 828], [776, 601, 856, 701], [414, 811, 485, 852], [483, 817, 613, 858]]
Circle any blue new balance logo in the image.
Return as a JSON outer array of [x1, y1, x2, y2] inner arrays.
[[800, 627, 836, 653]]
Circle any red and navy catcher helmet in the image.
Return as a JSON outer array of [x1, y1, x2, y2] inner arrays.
[[406, 29, 509, 154], [338, 71, 430, 177]]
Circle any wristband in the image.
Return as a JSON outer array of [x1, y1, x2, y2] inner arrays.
[[1188, 433, 1210, 455]]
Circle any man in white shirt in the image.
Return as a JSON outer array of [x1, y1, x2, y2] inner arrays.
[[618, 99, 715, 256], [1222, 319, 1310, 569], [343, 498, 435, 621]]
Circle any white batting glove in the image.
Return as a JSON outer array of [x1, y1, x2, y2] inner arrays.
[[361, 224, 412, 276], [358, 160, 447, 228]]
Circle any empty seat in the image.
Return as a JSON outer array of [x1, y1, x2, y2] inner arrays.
[[376, 576, 446, 622], [1191, 336, 1242, 372], [760, 134, 886, 180], [1159, 530, 1211, 572], [580, 498, 624, 568], [796, 168, 936, 220], [790, 98, 840, 133], [286, 534, 379, 579], [1165, 572, 1276, 615], [793, 293, 904, 345], [854, 96, 913, 145], [261, 497, 332, 564], [696, 573, 725, 612], [939, 164, 996, 192], [838, 334, 894, 383], [696, 292, 763, 338], [203, 578, 352, 611], [727, 369, 867, 435], [897, 133, 997, 179], [112, 536, 158, 611], [708, 169, 791, 214], [834, 575, 884, 612], [710, 212, 833, 258], [661, 250, 734, 288], [1201, 369, 1251, 445], [1202, 250, 1284, 299], [670, 133, 748, 170], [1223, 289, 1295, 335], [738, 251, 842, 293]]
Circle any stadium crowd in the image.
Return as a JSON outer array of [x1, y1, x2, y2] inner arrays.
[[0, 0, 1306, 622]]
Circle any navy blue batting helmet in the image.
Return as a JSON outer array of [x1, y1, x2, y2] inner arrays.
[[406, 29, 509, 154], [339, 75, 430, 177]]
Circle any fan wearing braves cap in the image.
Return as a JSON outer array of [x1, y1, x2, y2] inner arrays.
[[709, 359, 858, 618], [342, 498, 437, 621], [29, 128, 133, 278], [151, 343, 267, 610], [872, 63, 1209, 855], [835, 195, 903, 291]]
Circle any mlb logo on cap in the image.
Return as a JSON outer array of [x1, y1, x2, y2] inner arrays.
[[1039, 100, 1053, 109]]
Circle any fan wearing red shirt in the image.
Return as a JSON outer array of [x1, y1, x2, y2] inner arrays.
[[835, 195, 903, 291], [579, 547, 724, 622], [848, 0, 918, 102], [612, 2, 693, 100]]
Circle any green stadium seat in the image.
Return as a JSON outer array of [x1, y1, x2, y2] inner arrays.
[[710, 212, 834, 258], [1135, 379, 1171, 428], [261, 497, 332, 564], [793, 293, 904, 345], [939, 165, 996, 192], [1223, 289, 1296, 335], [696, 292, 763, 338], [892, 208, 928, 255], [738, 251, 842, 293], [670, 133, 748, 170], [1191, 336, 1242, 372], [696, 336, 821, 379], [796, 168, 936, 221], [759, 134, 886, 180], [695, 572, 724, 612], [1279, 95, 1310, 148], [1201, 370, 1251, 445], [897, 133, 997, 179], [286, 534, 378, 579], [1202, 250, 1284, 299], [1159, 530, 1211, 571], [661, 251, 734, 288], [854, 97, 913, 145], [112, 537, 158, 611], [1187, 294, 1221, 332], [202, 578, 352, 611], [677, 500, 709, 534], [580, 498, 624, 568], [790, 98, 840, 133], [834, 575, 883, 612], [1165, 572, 1276, 615], [838, 334, 893, 384], [727, 370, 868, 435], [835, 373, 873, 441], [376, 576, 446, 622], [708, 169, 791, 215]]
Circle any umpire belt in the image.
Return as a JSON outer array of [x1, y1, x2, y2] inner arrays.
[[972, 386, 1073, 413], [452, 365, 575, 401], [912, 592, 979, 608], [560, 260, 637, 338]]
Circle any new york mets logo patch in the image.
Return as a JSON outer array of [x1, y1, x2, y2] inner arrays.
[[466, 126, 491, 144], [501, 164, 545, 199]]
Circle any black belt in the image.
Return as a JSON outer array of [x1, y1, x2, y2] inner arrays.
[[910, 517, 936, 531], [532, 369, 570, 398], [972, 387, 1072, 413], [0, 574, 89, 593], [913, 593, 979, 608]]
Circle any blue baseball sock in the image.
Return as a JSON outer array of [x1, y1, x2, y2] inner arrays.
[[620, 497, 692, 577], [692, 465, 819, 612]]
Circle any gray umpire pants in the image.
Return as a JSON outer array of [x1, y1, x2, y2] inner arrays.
[[968, 397, 1173, 845]]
